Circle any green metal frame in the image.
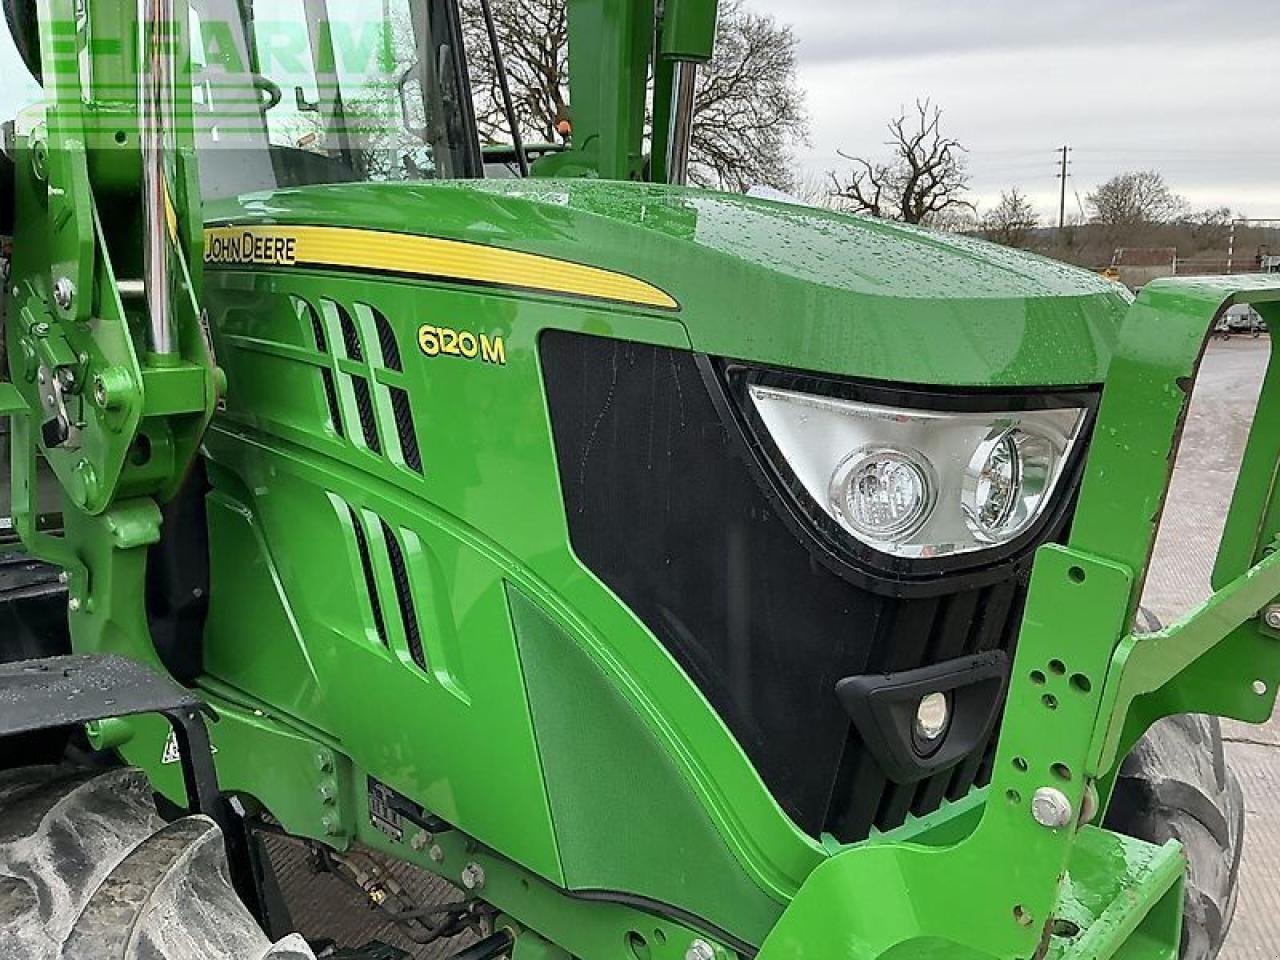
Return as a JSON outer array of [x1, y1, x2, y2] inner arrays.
[[761, 277, 1280, 959]]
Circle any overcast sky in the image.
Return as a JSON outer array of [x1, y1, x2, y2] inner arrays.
[[3, 3, 1276, 219], [750, 0, 1280, 219]]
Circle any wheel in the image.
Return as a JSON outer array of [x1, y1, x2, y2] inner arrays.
[[2, 0, 40, 81], [0, 765, 314, 959], [1104, 712, 1245, 960]]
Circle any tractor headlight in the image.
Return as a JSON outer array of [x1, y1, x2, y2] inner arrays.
[[832, 447, 934, 541], [747, 385, 1087, 559]]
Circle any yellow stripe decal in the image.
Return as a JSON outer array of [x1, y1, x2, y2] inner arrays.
[[203, 225, 678, 311]]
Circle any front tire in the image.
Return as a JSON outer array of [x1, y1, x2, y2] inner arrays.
[[1104, 712, 1245, 960], [0, 765, 314, 959]]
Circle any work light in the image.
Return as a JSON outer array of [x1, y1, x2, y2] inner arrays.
[[913, 692, 951, 748], [747, 385, 1086, 559]]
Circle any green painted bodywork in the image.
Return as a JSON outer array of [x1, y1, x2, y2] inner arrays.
[[209, 179, 1126, 388], [125, 184, 1280, 958], [9, 2, 1280, 957]]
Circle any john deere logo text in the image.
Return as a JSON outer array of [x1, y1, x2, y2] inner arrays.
[[205, 230, 298, 267]]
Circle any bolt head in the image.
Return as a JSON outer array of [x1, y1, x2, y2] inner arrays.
[[428, 844, 444, 863], [460, 862, 485, 890], [67, 596, 81, 613], [410, 830, 431, 851], [1031, 787, 1074, 829], [686, 939, 716, 960], [53, 277, 75, 310], [1264, 605, 1280, 631]]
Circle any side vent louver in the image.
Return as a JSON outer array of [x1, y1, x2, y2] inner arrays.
[[337, 303, 364, 361], [321, 372, 345, 439], [308, 305, 328, 352], [347, 506, 388, 646], [374, 310, 402, 371], [381, 519, 427, 671], [338, 498, 431, 675], [390, 388, 422, 474], [301, 300, 344, 439], [351, 377, 381, 454], [298, 296, 422, 476]]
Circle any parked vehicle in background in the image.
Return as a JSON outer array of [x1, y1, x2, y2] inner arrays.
[[1218, 304, 1268, 338]]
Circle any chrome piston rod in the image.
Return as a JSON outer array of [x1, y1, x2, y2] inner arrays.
[[665, 60, 698, 186], [141, 0, 178, 357]]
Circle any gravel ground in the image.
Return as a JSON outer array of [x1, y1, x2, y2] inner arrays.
[[278, 336, 1280, 958]]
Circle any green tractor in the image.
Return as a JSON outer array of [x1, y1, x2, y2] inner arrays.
[[0, 0, 1275, 958]]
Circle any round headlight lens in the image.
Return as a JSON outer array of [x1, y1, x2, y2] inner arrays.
[[963, 427, 1055, 542], [831, 448, 934, 541]]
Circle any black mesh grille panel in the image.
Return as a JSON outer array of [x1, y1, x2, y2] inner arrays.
[[381, 519, 426, 671], [351, 376, 381, 454], [336, 302, 363, 361], [540, 330, 1084, 841], [347, 506, 387, 646], [320, 370, 344, 439], [375, 310, 402, 371], [390, 388, 422, 474], [308, 304, 328, 352]]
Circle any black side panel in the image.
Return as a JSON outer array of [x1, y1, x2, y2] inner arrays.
[[0, 556, 71, 767], [146, 463, 211, 684], [540, 331, 1068, 839], [1, 144, 15, 236], [543, 331, 884, 831]]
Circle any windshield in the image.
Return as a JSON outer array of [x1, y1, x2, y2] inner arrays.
[[191, 0, 482, 200]]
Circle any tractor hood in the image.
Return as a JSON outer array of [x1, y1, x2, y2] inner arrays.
[[208, 179, 1128, 387]]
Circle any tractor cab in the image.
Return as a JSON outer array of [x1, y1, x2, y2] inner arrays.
[[189, 0, 482, 199]]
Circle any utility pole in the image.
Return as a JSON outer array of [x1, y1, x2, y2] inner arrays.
[[1056, 146, 1071, 231]]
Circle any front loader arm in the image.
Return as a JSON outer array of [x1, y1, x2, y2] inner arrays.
[[760, 275, 1280, 960], [5, 0, 216, 661]]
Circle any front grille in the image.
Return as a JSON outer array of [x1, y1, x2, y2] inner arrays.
[[825, 577, 1027, 838], [540, 331, 1085, 841]]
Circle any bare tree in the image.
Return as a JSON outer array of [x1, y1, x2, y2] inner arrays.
[[1086, 171, 1189, 226], [1178, 206, 1235, 250], [928, 206, 980, 234], [830, 100, 972, 224], [460, 0, 808, 190], [783, 171, 841, 209], [686, 0, 808, 191], [982, 187, 1039, 247], [462, 0, 569, 143]]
